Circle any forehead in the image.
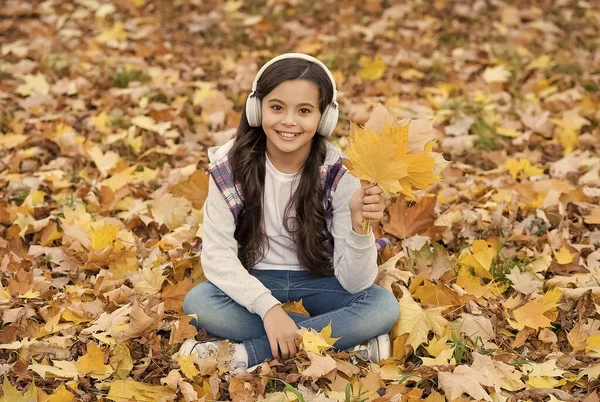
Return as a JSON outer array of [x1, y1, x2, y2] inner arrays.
[[265, 80, 320, 105]]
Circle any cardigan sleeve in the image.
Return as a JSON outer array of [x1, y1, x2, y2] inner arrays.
[[200, 175, 281, 320], [329, 172, 378, 293]]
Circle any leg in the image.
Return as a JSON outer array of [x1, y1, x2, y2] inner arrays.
[[243, 274, 399, 365], [287, 273, 400, 350], [183, 281, 268, 342]]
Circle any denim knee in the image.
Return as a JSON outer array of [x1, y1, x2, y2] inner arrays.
[[370, 286, 400, 334], [182, 281, 219, 327]]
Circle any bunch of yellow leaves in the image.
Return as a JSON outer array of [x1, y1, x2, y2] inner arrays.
[[344, 104, 449, 200]]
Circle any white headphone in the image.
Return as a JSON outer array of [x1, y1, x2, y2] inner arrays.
[[245, 53, 339, 137]]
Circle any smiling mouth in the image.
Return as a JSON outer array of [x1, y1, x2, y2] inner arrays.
[[275, 130, 302, 139]]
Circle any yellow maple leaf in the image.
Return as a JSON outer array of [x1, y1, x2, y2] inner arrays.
[[193, 84, 217, 106], [150, 193, 192, 230], [76, 342, 114, 379], [46, 384, 75, 402], [553, 246, 575, 264], [40, 221, 63, 246], [29, 359, 79, 380], [111, 343, 133, 379], [509, 287, 563, 330], [391, 289, 448, 350], [92, 111, 112, 135], [400, 68, 424, 81], [134, 265, 166, 296], [109, 250, 139, 280], [358, 54, 387, 80], [456, 265, 506, 299], [397, 153, 439, 200], [90, 221, 120, 251], [126, 131, 143, 154], [97, 21, 128, 43], [298, 322, 339, 354], [0, 376, 38, 401], [550, 108, 591, 155], [504, 158, 544, 180], [0, 133, 28, 149], [344, 124, 408, 195], [16, 73, 50, 96], [132, 115, 171, 135], [178, 354, 200, 380], [345, 121, 440, 198], [100, 165, 157, 191], [459, 239, 496, 272], [424, 336, 451, 357], [320, 321, 341, 347], [87, 145, 121, 176], [107, 378, 175, 402], [585, 334, 600, 357]]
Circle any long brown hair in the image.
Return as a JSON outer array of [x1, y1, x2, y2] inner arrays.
[[230, 58, 335, 276]]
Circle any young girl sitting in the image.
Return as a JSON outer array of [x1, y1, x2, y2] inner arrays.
[[179, 53, 400, 372]]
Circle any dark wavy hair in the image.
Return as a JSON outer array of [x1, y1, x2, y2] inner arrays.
[[230, 57, 335, 277]]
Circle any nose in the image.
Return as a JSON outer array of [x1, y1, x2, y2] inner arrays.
[[281, 111, 297, 126]]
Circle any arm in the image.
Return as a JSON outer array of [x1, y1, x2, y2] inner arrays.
[[201, 175, 280, 319], [330, 173, 381, 293]]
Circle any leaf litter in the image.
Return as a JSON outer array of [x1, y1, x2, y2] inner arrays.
[[0, 0, 600, 401]]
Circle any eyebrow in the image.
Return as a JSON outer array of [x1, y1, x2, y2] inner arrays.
[[268, 99, 316, 108]]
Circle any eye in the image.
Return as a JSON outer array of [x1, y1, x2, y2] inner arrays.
[[271, 105, 282, 111], [299, 108, 311, 114]]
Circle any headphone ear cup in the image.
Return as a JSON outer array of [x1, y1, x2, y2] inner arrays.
[[317, 104, 339, 137], [245, 95, 262, 127]]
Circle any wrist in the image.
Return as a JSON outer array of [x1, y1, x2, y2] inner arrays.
[[264, 304, 283, 318], [351, 219, 370, 235]]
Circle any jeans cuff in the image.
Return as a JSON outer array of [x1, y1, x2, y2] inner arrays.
[[242, 340, 259, 367]]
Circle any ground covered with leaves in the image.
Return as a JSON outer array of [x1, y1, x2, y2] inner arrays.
[[1, 0, 600, 401]]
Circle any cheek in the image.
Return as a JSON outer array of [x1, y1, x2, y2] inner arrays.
[[261, 109, 277, 127], [307, 114, 321, 129]]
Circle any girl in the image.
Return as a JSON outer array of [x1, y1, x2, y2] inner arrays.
[[179, 53, 400, 372]]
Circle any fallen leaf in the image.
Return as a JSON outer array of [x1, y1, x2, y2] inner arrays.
[[391, 287, 448, 349]]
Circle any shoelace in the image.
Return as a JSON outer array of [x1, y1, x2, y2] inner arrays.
[[191, 341, 219, 358]]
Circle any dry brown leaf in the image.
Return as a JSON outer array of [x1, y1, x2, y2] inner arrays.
[[383, 195, 445, 239], [172, 170, 210, 210]]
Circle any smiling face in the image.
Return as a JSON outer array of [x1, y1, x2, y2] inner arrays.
[[261, 79, 322, 173]]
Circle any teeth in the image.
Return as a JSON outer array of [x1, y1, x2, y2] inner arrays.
[[278, 131, 300, 138]]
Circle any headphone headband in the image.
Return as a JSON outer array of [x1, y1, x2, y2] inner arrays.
[[250, 53, 337, 103]]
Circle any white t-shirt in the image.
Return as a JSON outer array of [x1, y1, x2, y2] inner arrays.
[[254, 155, 304, 270]]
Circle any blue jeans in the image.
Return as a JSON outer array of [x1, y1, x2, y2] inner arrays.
[[182, 270, 400, 366]]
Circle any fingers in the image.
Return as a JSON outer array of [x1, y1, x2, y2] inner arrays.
[[278, 339, 290, 359], [269, 336, 280, 359], [287, 339, 298, 358], [365, 184, 383, 195], [363, 194, 384, 205], [362, 200, 385, 222], [362, 202, 385, 213]]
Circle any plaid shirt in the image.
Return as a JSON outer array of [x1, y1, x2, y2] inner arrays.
[[207, 154, 347, 245]]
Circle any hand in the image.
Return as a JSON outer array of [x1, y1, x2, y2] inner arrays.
[[263, 305, 300, 360], [349, 183, 385, 234]]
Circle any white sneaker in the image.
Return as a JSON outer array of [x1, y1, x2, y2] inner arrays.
[[350, 334, 391, 363], [178, 339, 221, 358], [177, 339, 249, 374]]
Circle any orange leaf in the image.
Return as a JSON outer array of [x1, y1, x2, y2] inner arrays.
[[169, 315, 199, 345], [383, 195, 445, 239], [172, 170, 210, 210], [162, 278, 194, 312]]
